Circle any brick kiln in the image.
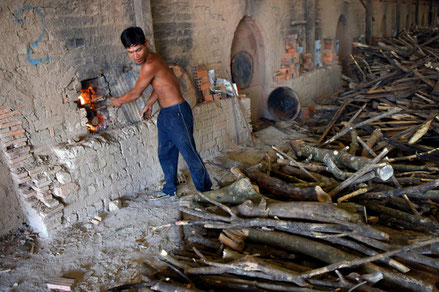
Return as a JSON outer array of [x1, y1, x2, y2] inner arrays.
[[0, 1, 253, 237]]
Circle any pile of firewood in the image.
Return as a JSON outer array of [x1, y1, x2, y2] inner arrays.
[[116, 161, 439, 291], [108, 29, 439, 292]]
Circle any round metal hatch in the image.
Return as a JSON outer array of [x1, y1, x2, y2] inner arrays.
[[231, 51, 253, 89], [267, 87, 300, 122]]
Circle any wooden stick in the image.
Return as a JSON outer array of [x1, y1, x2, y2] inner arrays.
[[387, 147, 439, 162], [322, 107, 402, 146], [298, 237, 439, 280], [318, 100, 349, 145], [272, 146, 319, 182], [328, 148, 389, 197], [195, 191, 237, 219], [231, 86, 255, 145], [337, 187, 369, 203]]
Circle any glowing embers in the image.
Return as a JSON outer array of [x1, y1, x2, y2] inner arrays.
[[77, 82, 110, 133]]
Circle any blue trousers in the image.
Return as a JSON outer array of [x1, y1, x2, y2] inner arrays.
[[157, 101, 212, 195]]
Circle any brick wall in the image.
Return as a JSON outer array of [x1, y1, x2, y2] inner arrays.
[[1, 1, 142, 149], [0, 0, 155, 235], [0, 154, 25, 236]]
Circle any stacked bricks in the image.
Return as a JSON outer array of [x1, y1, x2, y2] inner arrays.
[[192, 64, 213, 102], [275, 34, 300, 82], [0, 105, 64, 232], [302, 53, 314, 72], [322, 38, 337, 66]]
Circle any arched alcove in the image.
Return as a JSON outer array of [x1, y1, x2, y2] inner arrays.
[[230, 16, 265, 122], [335, 15, 350, 75]]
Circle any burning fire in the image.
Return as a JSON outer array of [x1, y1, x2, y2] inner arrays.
[[78, 95, 86, 105], [87, 124, 97, 131], [77, 85, 109, 133], [78, 86, 96, 105]]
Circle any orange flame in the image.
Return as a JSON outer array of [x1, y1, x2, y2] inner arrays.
[[87, 124, 97, 131], [79, 86, 96, 105], [78, 95, 85, 105]]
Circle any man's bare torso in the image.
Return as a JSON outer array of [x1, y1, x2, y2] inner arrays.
[[143, 52, 184, 108]]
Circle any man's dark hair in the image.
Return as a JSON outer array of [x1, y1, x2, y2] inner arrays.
[[120, 27, 146, 48]]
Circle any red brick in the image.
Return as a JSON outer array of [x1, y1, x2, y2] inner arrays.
[[45, 166, 62, 176], [280, 58, 293, 65], [0, 121, 21, 129], [203, 95, 213, 102], [1, 129, 25, 138], [28, 166, 46, 177], [202, 88, 210, 97], [39, 204, 63, 219], [285, 42, 295, 50], [33, 178, 51, 188], [2, 137, 27, 147], [23, 190, 37, 199], [201, 75, 209, 83], [196, 69, 208, 78], [13, 175, 31, 184], [8, 153, 32, 165], [0, 111, 18, 121], [25, 197, 39, 207], [6, 146, 30, 159], [323, 39, 333, 50], [41, 197, 60, 209], [200, 82, 211, 90], [11, 171, 28, 179]]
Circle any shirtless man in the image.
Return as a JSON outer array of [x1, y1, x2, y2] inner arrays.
[[110, 27, 212, 198]]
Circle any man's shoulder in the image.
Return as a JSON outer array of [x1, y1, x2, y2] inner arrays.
[[144, 53, 166, 68]]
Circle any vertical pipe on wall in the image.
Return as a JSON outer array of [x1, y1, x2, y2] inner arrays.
[[365, 0, 373, 45], [429, 0, 433, 26], [305, 0, 316, 55], [396, 0, 402, 35]]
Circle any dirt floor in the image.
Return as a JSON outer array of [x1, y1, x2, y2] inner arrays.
[[0, 128, 282, 292]]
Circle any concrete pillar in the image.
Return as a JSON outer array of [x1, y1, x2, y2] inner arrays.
[[396, 0, 402, 35], [305, 0, 316, 55], [415, 0, 419, 26], [366, 0, 373, 45]]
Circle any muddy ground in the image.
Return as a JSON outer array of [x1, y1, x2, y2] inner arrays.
[[0, 128, 283, 292]]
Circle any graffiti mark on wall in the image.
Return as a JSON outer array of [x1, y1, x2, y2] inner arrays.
[[13, 5, 52, 65]]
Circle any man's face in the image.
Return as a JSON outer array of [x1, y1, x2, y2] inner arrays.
[[126, 41, 148, 64]]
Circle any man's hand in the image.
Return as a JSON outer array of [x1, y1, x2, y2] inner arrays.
[[109, 97, 123, 108], [141, 103, 153, 120]]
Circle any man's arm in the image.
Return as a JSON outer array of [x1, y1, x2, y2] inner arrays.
[[110, 64, 156, 108], [141, 90, 159, 120]]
